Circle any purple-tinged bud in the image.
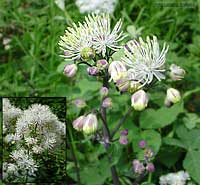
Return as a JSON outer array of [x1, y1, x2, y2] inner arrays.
[[165, 88, 181, 104], [121, 129, 128, 136], [73, 98, 86, 108], [132, 159, 145, 175], [64, 64, 78, 78], [170, 64, 185, 81], [81, 47, 95, 59], [128, 71, 141, 93], [108, 61, 127, 83], [87, 66, 99, 76], [102, 97, 112, 108], [96, 59, 108, 69], [83, 113, 98, 135], [119, 135, 128, 145], [72, 116, 85, 131], [116, 78, 130, 92], [144, 148, 154, 160], [139, 140, 146, 149], [146, 163, 155, 173], [100, 87, 109, 97], [131, 90, 149, 111]]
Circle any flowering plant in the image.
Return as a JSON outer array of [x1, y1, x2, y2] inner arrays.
[[62, 13, 199, 185], [2, 98, 66, 182]]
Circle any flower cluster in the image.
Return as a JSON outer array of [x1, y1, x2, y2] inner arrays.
[[76, 0, 117, 14], [159, 171, 190, 185], [59, 13, 124, 61], [3, 99, 66, 182], [119, 129, 129, 145], [132, 141, 155, 176], [73, 113, 98, 135]]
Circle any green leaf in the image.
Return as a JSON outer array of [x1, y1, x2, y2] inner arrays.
[[112, 48, 124, 61], [176, 125, 200, 150], [163, 137, 187, 149], [141, 130, 161, 155], [140, 103, 184, 129], [56, 62, 67, 73], [157, 147, 181, 168], [183, 150, 200, 184], [183, 113, 200, 130]]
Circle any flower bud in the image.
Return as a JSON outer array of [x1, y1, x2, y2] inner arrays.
[[146, 163, 155, 173], [128, 71, 141, 93], [121, 129, 128, 136], [81, 47, 95, 59], [144, 148, 154, 160], [166, 88, 181, 104], [116, 78, 130, 92], [96, 59, 108, 69], [100, 87, 109, 97], [108, 61, 127, 83], [132, 159, 145, 175], [131, 90, 149, 111], [170, 64, 185, 81], [119, 135, 128, 145], [102, 97, 112, 108], [87, 66, 99, 76], [72, 116, 85, 131], [83, 113, 98, 135], [64, 64, 78, 78], [73, 98, 86, 108], [139, 140, 146, 149]]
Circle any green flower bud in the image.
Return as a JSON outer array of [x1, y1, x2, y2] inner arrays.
[[83, 113, 98, 135], [166, 88, 181, 104], [131, 90, 149, 111], [81, 47, 95, 59]]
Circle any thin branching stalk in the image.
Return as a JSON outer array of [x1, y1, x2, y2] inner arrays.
[[111, 107, 133, 139], [100, 76, 121, 185], [68, 126, 81, 185]]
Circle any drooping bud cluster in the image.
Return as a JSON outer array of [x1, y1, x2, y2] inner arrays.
[[72, 113, 98, 135], [132, 140, 155, 176], [119, 129, 129, 145]]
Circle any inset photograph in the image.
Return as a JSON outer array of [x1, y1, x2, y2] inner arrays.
[[2, 97, 66, 183]]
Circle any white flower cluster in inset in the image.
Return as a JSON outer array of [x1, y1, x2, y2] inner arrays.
[[59, 13, 125, 60], [3, 98, 22, 134], [76, 0, 117, 14], [159, 171, 190, 185], [3, 99, 66, 182]]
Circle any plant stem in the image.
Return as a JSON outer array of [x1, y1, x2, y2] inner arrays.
[[68, 126, 81, 185], [100, 76, 121, 185], [148, 173, 152, 183], [111, 107, 132, 139]]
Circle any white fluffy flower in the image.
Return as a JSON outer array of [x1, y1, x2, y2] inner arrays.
[[4, 133, 21, 144], [76, 0, 117, 14], [85, 14, 125, 57], [159, 171, 190, 185], [58, 23, 93, 60], [122, 36, 168, 88], [59, 13, 125, 60], [3, 98, 22, 133]]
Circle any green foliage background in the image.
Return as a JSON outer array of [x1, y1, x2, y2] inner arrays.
[[0, 0, 200, 184]]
